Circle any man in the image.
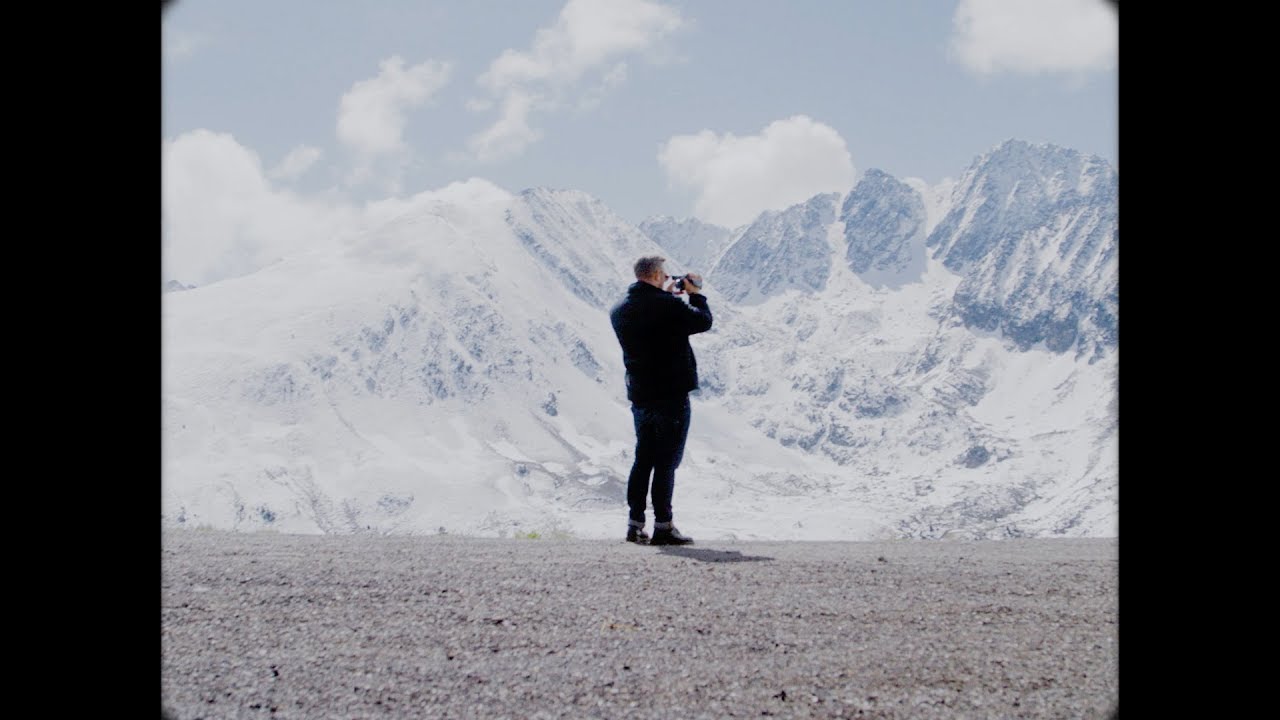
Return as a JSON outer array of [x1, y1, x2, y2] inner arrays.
[[609, 256, 713, 546]]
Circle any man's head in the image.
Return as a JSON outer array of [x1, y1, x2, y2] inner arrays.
[[634, 255, 668, 288]]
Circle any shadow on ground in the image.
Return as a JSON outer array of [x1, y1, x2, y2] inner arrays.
[[654, 547, 773, 563]]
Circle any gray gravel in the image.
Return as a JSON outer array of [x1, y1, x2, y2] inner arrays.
[[161, 530, 1117, 719]]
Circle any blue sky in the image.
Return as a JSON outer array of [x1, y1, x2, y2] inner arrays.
[[162, 0, 1116, 285]]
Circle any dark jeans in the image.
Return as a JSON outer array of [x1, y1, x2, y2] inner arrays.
[[627, 395, 691, 526]]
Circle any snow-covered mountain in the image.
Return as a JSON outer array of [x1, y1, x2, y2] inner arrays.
[[710, 192, 840, 305], [928, 140, 1117, 360], [162, 139, 1117, 541], [903, 176, 956, 236], [637, 216, 735, 274], [840, 168, 928, 287]]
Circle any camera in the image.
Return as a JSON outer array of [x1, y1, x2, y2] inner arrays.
[[672, 274, 699, 291]]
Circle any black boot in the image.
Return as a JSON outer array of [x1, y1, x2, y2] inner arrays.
[[625, 526, 650, 544], [649, 526, 693, 546]]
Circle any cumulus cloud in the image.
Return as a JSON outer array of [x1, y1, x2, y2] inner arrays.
[[337, 56, 452, 187], [949, 0, 1117, 76], [162, 130, 360, 287], [467, 92, 541, 164], [658, 116, 855, 228], [163, 29, 211, 61], [469, 0, 684, 162], [268, 145, 323, 182], [577, 62, 628, 111], [162, 132, 519, 288]]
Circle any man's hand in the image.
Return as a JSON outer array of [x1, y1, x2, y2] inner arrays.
[[683, 273, 704, 295]]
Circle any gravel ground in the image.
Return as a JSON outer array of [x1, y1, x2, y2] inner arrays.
[[161, 530, 1118, 719]]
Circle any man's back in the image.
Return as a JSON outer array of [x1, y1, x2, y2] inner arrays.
[[610, 281, 713, 404]]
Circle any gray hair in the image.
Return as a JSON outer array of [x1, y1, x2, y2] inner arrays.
[[633, 255, 666, 280]]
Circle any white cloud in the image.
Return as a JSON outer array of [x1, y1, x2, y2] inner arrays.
[[162, 131, 517, 288], [337, 56, 452, 187], [658, 116, 855, 228], [577, 62, 628, 111], [468, 92, 541, 164], [269, 145, 323, 181], [949, 0, 1117, 76], [469, 0, 684, 162], [163, 29, 211, 61], [162, 130, 360, 287]]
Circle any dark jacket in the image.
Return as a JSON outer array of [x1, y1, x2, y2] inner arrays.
[[609, 281, 713, 405]]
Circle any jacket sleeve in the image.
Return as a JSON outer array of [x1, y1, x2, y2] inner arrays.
[[676, 293, 713, 335]]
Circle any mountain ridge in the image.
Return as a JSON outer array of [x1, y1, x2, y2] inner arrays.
[[162, 139, 1117, 541]]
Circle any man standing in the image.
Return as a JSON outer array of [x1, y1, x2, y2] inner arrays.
[[609, 256, 712, 546]]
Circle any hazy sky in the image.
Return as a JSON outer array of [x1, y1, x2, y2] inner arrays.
[[162, 0, 1116, 285]]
